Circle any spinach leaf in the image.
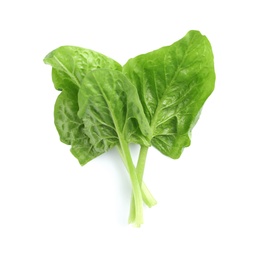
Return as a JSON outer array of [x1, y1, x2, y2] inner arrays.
[[77, 69, 151, 150], [123, 30, 215, 158], [44, 47, 122, 165]]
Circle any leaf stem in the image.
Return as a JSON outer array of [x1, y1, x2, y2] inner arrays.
[[118, 140, 143, 227], [129, 146, 157, 224], [137, 146, 157, 207]]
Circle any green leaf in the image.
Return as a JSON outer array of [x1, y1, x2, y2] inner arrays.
[[44, 47, 122, 165], [44, 46, 122, 89], [53, 73, 103, 165], [77, 69, 152, 151], [123, 30, 215, 158], [55, 92, 101, 165]]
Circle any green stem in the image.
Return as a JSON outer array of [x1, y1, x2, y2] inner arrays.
[[136, 146, 149, 180], [118, 140, 143, 227], [142, 182, 157, 207], [138, 144, 157, 207], [117, 145, 156, 206], [128, 146, 157, 224]]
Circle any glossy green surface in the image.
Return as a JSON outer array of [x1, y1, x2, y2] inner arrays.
[[123, 30, 215, 158], [78, 69, 151, 151], [44, 47, 121, 165]]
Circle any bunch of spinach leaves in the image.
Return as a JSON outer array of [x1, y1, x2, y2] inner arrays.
[[44, 30, 215, 226]]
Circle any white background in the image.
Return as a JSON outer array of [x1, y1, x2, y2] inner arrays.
[[0, 0, 259, 259]]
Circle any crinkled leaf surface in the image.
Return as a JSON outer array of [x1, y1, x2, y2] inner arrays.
[[53, 75, 102, 165], [77, 69, 152, 152], [44, 47, 122, 165], [44, 46, 122, 88], [123, 30, 215, 158]]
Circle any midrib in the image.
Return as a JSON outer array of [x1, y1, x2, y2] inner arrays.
[[150, 40, 193, 136], [53, 55, 81, 88]]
